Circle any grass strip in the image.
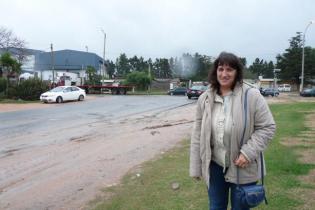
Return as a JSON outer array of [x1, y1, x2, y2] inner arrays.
[[91, 102, 315, 210]]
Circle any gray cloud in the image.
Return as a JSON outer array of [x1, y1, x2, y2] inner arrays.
[[1, 0, 315, 64]]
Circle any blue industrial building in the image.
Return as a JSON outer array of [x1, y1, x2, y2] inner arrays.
[[34, 49, 104, 73]]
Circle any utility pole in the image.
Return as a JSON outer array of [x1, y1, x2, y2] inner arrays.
[[101, 29, 107, 79], [50, 43, 55, 86], [148, 63, 151, 94], [273, 69, 281, 89]]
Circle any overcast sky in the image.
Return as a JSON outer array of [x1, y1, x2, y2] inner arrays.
[[1, 0, 315, 64]]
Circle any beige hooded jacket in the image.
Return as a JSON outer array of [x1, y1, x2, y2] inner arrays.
[[189, 83, 276, 187]]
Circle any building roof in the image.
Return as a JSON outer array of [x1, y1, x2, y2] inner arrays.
[[34, 49, 104, 71]]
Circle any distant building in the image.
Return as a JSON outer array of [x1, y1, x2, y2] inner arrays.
[[257, 76, 278, 88], [0, 48, 105, 85], [34, 49, 104, 83]]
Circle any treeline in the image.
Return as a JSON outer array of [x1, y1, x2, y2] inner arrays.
[[107, 32, 315, 84], [107, 53, 214, 81], [248, 32, 315, 84]]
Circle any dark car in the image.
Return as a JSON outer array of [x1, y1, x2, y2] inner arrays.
[[260, 88, 279, 97], [300, 88, 315, 97], [168, 87, 187, 96], [187, 85, 208, 99]]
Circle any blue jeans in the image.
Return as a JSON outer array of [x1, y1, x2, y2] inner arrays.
[[208, 161, 256, 210]]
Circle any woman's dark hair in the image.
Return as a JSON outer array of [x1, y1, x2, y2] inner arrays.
[[208, 52, 243, 92]]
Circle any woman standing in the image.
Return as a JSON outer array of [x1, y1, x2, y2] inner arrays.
[[189, 52, 276, 210]]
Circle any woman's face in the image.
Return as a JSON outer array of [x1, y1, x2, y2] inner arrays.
[[217, 64, 237, 90]]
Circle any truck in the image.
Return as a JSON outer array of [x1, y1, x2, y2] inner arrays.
[[55, 72, 80, 86], [78, 81, 133, 95]]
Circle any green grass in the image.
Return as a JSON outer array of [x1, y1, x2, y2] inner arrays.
[[90, 102, 315, 210]]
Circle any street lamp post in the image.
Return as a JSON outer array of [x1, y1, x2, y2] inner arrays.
[[100, 29, 107, 80], [274, 69, 281, 89], [300, 20, 314, 92], [50, 43, 55, 87]]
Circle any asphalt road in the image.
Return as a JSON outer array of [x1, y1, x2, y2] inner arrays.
[[0, 95, 194, 157]]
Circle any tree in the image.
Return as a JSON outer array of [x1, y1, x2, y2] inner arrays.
[[190, 54, 212, 81], [248, 58, 274, 78], [248, 58, 264, 78], [170, 57, 183, 78], [85, 66, 101, 85], [153, 58, 172, 78], [125, 71, 151, 90], [115, 53, 131, 76], [106, 60, 116, 78], [0, 27, 27, 63], [0, 52, 22, 97], [0, 52, 21, 77], [129, 55, 140, 72], [266, 61, 275, 78], [169, 53, 213, 80], [276, 32, 315, 84], [240, 57, 247, 67]]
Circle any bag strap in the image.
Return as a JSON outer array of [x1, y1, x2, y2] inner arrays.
[[237, 88, 268, 205], [237, 88, 265, 187]]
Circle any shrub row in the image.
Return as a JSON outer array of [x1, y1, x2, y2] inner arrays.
[[0, 78, 50, 101]]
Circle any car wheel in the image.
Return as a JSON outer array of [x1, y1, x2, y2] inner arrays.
[[56, 96, 63, 103], [188, 96, 191, 99], [78, 95, 84, 101]]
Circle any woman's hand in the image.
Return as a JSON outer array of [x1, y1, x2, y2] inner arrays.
[[234, 153, 250, 168]]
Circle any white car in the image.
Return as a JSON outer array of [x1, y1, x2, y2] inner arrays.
[[40, 86, 86, 103], [278, 84, 291, 92]]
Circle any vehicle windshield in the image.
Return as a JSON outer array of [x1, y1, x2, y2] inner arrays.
[[191, 86, 207, 90], [49, 87, 65, 92]]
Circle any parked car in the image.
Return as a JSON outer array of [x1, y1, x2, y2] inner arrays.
[[300, 88, 315, 97], [278, 84, 291, 92], [187, 85, 208, 99], [40, 86, 86, 103], [168, 87, 187, 96], [260, 88, 279, 97]]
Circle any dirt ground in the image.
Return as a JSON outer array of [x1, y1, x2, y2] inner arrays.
[[1, 93, 315, 210], [0, 96, 195, 210], [0, 95, 99, 113]]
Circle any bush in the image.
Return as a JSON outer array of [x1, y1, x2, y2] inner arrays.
[[7, 86, 18, 99], [16, 78, 50, 100], [0, 77, 7, 93], [125, 71, 151, 90], [0, 91, 6, 100]]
